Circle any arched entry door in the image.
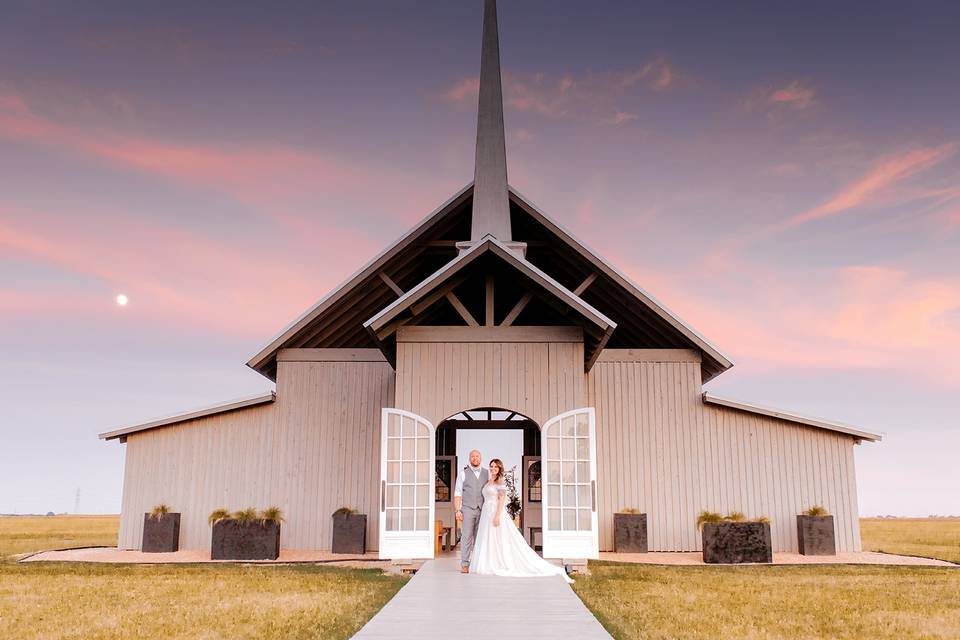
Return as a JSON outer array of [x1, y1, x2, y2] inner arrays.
[[541, 408, 599, 559], [379, 408, 436, 559]]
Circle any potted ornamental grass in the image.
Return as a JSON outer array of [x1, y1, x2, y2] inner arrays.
[[331, 507, 367, 554], [142, 503, 180, 553], [697, 511, 772, 564], [209, 506, 283, 560], [797, 505, 836, 555], [614, 507, 648, 553]]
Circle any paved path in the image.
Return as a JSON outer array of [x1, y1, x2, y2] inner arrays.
[[352, 556, 611, 639]]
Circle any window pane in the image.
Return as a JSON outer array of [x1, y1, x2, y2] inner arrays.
[[547, 437, 560, 459], [576, 413, 589, 436], [386, 509, 399, 531], [387, 462, 400, 483], [546, 461, 560, 483], [576, 462, 590, 482], [401, 462, 415, 482], [548, 508, 561, 530], [416, 438, 429, 459], [562, 484, 576, 507], [576, 438, 589, 461], [387, 438, 400, 460], [416, 422, 429, 437], [417, 484, 430, 507], [547, 484, 560, 505], [402, 437, 415, 458], [385, 484, 400, 508], [562, 509, 577, 531], [577, 484, 591, 507], [578, 509, 592, 531], [415, 508, 429, 531], [561, 437, 575, 459], [401, 485, 414, 508], [416, 461, 430, 483], [401, 416, 414, 437], [527, 461, 541, 502], [435, 460, 451, 502], [561, 416, 576, 437], [400, 508, 414, 531], [388, 414, 400, 437], [561, 461, 575, 483]]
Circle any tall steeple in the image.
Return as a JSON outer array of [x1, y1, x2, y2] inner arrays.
[[470, 0, 511, 241]]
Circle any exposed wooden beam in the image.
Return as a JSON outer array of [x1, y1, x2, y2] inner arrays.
[[485, 274, 495, 326], [446, 292, 480, 327], [573, 272, 597, 296], [378, 272, 404, 296], [500, 292, 532, 327], [410, 275, 468, 316]]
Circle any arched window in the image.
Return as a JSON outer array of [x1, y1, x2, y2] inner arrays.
[[527, 460, 541, 502]]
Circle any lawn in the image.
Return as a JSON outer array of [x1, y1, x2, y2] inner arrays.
[[0, 515, 407, 640], [860, 517, 960, 563], [574, 563, 960, 640]]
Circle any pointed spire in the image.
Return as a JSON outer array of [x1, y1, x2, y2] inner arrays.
[[471, 0, 511, 241]]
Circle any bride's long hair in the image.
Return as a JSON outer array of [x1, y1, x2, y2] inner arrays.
[[489, 458, 505, 483]]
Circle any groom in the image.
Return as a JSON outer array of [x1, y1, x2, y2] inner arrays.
[[454, 449, 488, 574]]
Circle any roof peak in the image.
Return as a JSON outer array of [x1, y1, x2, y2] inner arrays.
[[470, 0, 511, 241]]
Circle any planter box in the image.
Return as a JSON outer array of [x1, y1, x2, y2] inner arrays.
[[211, 519, 281, 560], [331, 513, 367, 554], [797, 515, 836, 555], [614, 513, 648, 553], [142, 513, 180, 553], [702, 521, 772, 564]]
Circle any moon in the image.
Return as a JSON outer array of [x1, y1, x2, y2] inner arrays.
[[116, 294, 129, 306]]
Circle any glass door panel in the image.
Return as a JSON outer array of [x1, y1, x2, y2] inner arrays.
[[379, 409, 435, 559], [540, 408, 598, 559]]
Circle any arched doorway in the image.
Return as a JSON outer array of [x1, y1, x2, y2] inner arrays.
[[434, 407, 542, 549], [378, 406, 598, 560]]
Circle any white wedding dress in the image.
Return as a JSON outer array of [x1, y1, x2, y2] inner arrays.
[[469, 481, 572, 582]]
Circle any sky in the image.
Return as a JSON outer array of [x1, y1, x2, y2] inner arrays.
[[1, 1, 958, 516]]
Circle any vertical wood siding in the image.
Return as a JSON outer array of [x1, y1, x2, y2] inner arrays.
[[394, 339, 585, 425], [587, 360, 862, 553], [117, 359, 394, 551]]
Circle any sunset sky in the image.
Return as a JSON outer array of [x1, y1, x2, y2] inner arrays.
[[2, 1, 958, 516]]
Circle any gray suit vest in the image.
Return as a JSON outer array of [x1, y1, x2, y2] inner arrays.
[[461, 466, 488, 510]]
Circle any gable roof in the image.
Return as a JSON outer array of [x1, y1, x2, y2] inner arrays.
[[364, 236, 616, 369], [702, 393, 882, 442], [246, 183, 733, 382]]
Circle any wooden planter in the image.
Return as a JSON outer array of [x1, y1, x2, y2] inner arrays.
[[797, 515, 836, 555], [331, 513, 367, 554], [702, 521, 772, 564], [211, 519, 281, 560], [142, 513, 180, 553], [614, 513, 648, 553]]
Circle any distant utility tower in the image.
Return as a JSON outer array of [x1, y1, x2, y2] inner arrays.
[[73, 488, 80, 514]]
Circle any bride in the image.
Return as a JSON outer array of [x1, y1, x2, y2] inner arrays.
[[469, 458, 572, 582]]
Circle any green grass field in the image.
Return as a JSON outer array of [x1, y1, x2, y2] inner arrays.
[[0, 515, 406, 639], [3, 515, 960, 639], [574, 563, 960, 640], [860, 517, 960, 563]]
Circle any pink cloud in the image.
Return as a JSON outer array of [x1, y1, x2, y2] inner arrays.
[[789, 143, 957, 226], [0, 207, 367, 338], [768, 81, 816, 109], [0, 88, 454, 233], [615, 258, 960, 387], [441, 58, 685, 125]]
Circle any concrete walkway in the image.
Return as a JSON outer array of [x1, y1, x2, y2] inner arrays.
[[352, 556, 611, 639]]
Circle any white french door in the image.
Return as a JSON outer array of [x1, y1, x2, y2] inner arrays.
[[378, 408, 436, 559], [540, 408, 599, 559]]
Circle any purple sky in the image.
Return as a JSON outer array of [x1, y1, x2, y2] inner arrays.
[[1, 1, 958, 516]]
